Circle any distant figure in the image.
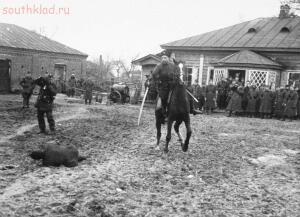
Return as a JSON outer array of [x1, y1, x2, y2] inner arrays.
[[19, 71, 35, 108], [83, 78, 94, 105], [29, 143, 86, 167], [34, 73, 57, 134], [282, 85, 298, 121], [259, 85, 274, 119], [68, 74, 77, 97], [204, 80, 217, 114]]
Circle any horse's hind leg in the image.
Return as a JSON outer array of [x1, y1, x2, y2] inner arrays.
[[165, 119, 174, 153], [174, 120, 183, 145], [156, 121, 161, 149], [182, 116, 192, 152]]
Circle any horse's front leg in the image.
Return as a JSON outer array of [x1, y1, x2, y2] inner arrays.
[[165, 119, 174, 153], [174, 120, 183, 146], [182, 115, 192, 152]]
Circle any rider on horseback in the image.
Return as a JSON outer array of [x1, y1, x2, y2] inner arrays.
[[151, 51, 181, 119]]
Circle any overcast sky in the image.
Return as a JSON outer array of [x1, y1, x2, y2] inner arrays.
[[0, 0, 289, 64]]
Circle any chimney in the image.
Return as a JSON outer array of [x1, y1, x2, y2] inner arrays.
[[279, 4, 291, 18]]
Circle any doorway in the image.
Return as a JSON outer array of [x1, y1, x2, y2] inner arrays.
[[228, 69, 246, 84], [0, 60, 10, 93], [54, 64, 67, 93]]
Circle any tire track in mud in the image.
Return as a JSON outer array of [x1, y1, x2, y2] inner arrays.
[[0, 105, 88, 145]]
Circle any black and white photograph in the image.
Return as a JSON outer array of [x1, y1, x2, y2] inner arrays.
[[0, 0, 300, 216]]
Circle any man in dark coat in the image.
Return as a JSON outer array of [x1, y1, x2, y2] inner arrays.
[[151, 53, 181, 118], [242, 81, 250, 115], [246, 85, 258, 117], [83, 78, 94, 105], [274, 86, 286, 119], [226, 82, 243, 117], [216, 77, 229, 110], [34, 73, 57, 134], [259, 85, 274, 119], [67, 74, 77, 97], [20, 71, 35, 108], [282, 86, 298, 121], [204, 80, 217, 114]]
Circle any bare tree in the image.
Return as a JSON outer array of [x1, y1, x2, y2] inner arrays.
[[281, 0, 300, 11]]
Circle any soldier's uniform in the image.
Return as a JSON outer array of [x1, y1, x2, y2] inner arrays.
[[283, 88, 298, 121], [204, 83, 217, 114], [152, 59, 181, 116], [226, 84, 243, 117], [246, 86, 258, 117], [259, 87, 274, 119], [83, 79, 94, 105], [34, 75, 57, 134], [274, 87, 286, 119], [67, 75, 77, 97], [216, 79, 229, 109], [19, 73, 35, 108]]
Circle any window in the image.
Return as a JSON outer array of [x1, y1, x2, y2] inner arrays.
[[249, 70, 268, 87], [248, 28, 256, 33], [280, 27, 290, 33], [288, 72, 300, 86], [183, 67, 193, 86]]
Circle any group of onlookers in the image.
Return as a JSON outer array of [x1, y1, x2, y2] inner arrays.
[[190, 77, 300, 121]]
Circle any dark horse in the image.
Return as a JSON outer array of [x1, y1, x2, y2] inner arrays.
[[155, 83, 192, 153]]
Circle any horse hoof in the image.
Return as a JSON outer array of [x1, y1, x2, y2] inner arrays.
[[182, 143, 188, 152]]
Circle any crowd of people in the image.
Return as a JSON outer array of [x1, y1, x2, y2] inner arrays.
[[190, 75, 300, 121]]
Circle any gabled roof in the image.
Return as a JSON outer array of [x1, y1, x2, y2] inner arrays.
[[132, 54, 161, 65], [161, 17, 300, 51], [0, 23, 88, 57], [212, 50, 283, 69]]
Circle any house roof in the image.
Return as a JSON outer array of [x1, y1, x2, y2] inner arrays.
[[132, 54, 161, 65], [161, 17, 300, 51], [0, 23, 88, 57], [212, 50, 283, 69]]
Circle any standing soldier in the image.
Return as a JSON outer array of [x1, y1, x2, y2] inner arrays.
[[34, 73, 57, 134], [226, 82, 243, 117], [151, 52, 181, 119], [20, 71, 35, 108], [282, 85, 298, 121], [83, 78, 94, 105], [274, 86, 286, 119], [68, 74, 77, 97], [259, 85, 274, 119], [246, 85, 258, 118], [242, 81, 250, 115], [216, 77, 229, 110], [204, 80, 217, 114]]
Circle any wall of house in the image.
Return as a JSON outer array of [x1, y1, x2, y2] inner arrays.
[[173, 50, 234, 86], [173, 49, 300, 87], [0, 47, 87, 91]]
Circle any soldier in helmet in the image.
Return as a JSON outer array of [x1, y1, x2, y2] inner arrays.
[[20, 71, 35, 108], [34, 72, 57, 134]]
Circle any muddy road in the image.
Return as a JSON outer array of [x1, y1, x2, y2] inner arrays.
[[0, 95, 299, 217]]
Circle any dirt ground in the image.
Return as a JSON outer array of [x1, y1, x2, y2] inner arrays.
[[0, 94, 299, 217]]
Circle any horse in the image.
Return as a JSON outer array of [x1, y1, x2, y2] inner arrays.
[[155, 82, 192, 153]]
